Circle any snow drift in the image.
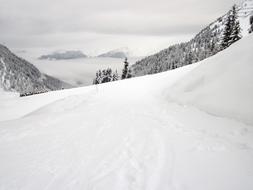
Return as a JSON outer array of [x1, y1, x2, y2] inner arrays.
[[167, 34, 253, 125]]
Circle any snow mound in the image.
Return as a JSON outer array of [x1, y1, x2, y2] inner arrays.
[[168, 34, 253, 125]]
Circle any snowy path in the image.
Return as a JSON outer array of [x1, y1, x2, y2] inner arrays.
[[0, 82, 252, 190]]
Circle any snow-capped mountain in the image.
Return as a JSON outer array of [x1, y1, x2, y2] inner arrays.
[[39, 51, 87, 60], [98, 47, 131, 58], [0, 44, 71, 94], [132, 0, 253, 77]]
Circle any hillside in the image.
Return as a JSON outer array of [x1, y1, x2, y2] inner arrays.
[[132, 1, 253, 76], [0, 34, 252, 190], [0, 44, 70, 94]]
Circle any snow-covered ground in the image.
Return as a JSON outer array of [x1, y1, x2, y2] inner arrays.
[[0, 35, 253, 190]]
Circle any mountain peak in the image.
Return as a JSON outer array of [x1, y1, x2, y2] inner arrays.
[[98, 47, 132, 58]]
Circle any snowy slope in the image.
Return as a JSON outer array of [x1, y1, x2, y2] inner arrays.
[[167, 34, 253, 125], [0, 35, 253, 190]]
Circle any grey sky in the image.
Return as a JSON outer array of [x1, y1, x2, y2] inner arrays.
[[0, 0, 241, 56]]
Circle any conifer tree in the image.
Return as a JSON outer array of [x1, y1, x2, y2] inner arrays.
[[112, 70, 119, 81], [221, 10, 233, 49], [121, 58, 132, 79], [249, 16, 253, 33], [221, 5, 241, 49], [230, 5, 241, 43], [93, 68, 118, 84], [126, 69, 132, 78]]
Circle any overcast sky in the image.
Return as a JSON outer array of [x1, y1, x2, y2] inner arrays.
[[0, 0, 241, 56]]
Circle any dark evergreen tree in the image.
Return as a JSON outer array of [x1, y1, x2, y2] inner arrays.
[[112, 70, 119, 81], [249, 16, 253, 33], [221, 10, 233, 49], [101, 69, 112, 83], [221, 5, 241, 49], [121, 58, 132, 79], [230, 5, 241, 43], [126, 69, 132, 78], [186, 51, 193, 65]]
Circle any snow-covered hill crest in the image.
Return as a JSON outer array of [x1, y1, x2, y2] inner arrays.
[[0, 44, 71, 94]]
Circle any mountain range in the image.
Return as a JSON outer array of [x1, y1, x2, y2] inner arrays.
[[39, 51, 87, 60]]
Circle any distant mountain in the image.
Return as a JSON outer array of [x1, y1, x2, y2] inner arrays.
[[98, 47, 131, 58], [132, 0, 253, 77], [0, 44, 71, 94], [39, 51, 87, 60]]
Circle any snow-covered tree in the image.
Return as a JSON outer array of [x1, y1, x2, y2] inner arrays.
[[221, 11, 233, 49], [221, 5, 241, 49], [93, 68, 118, 84], [112, 70, 119, 81], [230, 5, 241, 43]]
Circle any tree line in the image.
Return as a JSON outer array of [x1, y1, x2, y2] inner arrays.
[[93, 58, 132, 85]]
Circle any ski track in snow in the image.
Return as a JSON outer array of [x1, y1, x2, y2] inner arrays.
[[1, 76, 253, 190], [87, 112, 174, 190]]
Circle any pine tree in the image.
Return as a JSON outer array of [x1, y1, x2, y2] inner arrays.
[[221, 5, 241, 50], [249, 16, 253, 33], [186, 51, 193, 65], [121, 58, 131, 79], [93, 68, 118, 84], [221, 10, 233, 49], [230, 5, 241, 43], [112, 70, 119, 81], [126, 69, 132, 78]]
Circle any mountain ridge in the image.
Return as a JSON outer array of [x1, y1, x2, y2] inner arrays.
[[39, 50, 87, 60]]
